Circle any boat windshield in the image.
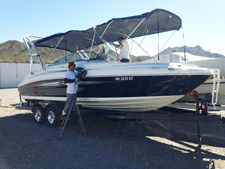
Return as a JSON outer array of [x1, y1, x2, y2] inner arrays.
[[49, 44, 117, 66], [49, 52, 89, 66]]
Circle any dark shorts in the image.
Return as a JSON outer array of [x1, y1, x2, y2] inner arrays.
[[66, 93, 77, 108], [120, 58, 130, 63]]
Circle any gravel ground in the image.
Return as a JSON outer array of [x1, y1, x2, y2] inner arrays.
[[0, 88, 225, 169]]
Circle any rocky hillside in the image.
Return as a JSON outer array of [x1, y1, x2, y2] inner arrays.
[[0, 40, 150, 63], [159, 45, 225, 58], [0, 40, 67, 63], [0, 40, 28, 62], [0, 40, 224, 63]]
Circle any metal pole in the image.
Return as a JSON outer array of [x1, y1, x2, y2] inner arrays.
[[49, 35, 64, 58], [75, 102, 86, 135], [182, 26, 187, 62], [100, 20, 114, 38], [123, 18, 146, 44], [197, 121, 202, 147], [89, 31, 96, 60], [157, 11, 160, 61]]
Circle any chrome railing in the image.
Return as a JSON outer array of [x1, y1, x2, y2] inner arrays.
[[23, 35, 45, 74]]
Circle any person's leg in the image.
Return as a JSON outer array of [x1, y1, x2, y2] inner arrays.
[[62, 93, 77, 114], [62, 94, 73, 115], [62, 106, 69, 115]]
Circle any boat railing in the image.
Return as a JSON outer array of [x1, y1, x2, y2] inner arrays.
[[211, 69, 220, 108], [23, 35, 45, 74]]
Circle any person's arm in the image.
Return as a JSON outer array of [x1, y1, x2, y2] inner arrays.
[[75, 70, 80, 82], [64, 71, 79, 83], [113, 43, 123, 49], [110, 42, 123, 49], [64, 78, 76, 83]]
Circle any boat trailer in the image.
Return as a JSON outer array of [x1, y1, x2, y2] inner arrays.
[[93, 92, 225, 147], [16, 91, 224, 147]]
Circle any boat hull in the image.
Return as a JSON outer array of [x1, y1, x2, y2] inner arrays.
[[19, 74, 210, 112], [178, 78, 225, 105]]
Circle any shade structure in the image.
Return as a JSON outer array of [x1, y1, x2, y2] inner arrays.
[[34, 9, 182, 53]]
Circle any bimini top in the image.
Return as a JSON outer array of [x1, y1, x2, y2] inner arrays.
[[34, 8, 182, 53]]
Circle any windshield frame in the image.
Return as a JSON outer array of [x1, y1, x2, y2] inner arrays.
[[48, 51, 91, 66], [48, 48, 117, 67]]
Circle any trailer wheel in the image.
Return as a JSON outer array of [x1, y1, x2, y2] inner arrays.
[[45, 107, 60, 127], [33, 105, 45, 124]]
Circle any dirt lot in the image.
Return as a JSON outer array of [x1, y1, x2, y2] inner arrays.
[[0, 88, 225, 169]]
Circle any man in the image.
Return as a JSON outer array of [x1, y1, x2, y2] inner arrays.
[[60, 62, 79, 120], [110, 37, 130, 62]]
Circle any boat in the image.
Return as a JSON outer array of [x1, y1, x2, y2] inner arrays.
[[18, 9, 213, 112]]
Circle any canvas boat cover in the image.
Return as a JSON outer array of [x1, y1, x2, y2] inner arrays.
[[34, 9, 182, 53]]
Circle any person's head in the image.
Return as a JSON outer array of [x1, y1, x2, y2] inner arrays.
[[117, 37, 124, 44], [68, 62, 76, 71]]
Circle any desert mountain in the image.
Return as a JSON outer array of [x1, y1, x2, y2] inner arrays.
[[0, 40, 224, 63]]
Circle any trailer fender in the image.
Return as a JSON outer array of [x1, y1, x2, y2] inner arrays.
[[32, 101, 62, 113]]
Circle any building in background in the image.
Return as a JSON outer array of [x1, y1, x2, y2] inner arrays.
[[0, 63, 41, 88]]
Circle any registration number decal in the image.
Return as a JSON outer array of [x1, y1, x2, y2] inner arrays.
[[115, 77, 134, 81]]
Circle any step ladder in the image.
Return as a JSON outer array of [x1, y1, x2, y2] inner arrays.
[[58, 100, 86, 138], [211, 69, 220, 109]]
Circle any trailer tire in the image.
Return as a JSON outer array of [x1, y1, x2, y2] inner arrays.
[[45, 107, 60, 127], [33, 105, 45, 124]]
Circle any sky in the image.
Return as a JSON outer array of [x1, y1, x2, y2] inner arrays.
[[1, 0, 225, 56]]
